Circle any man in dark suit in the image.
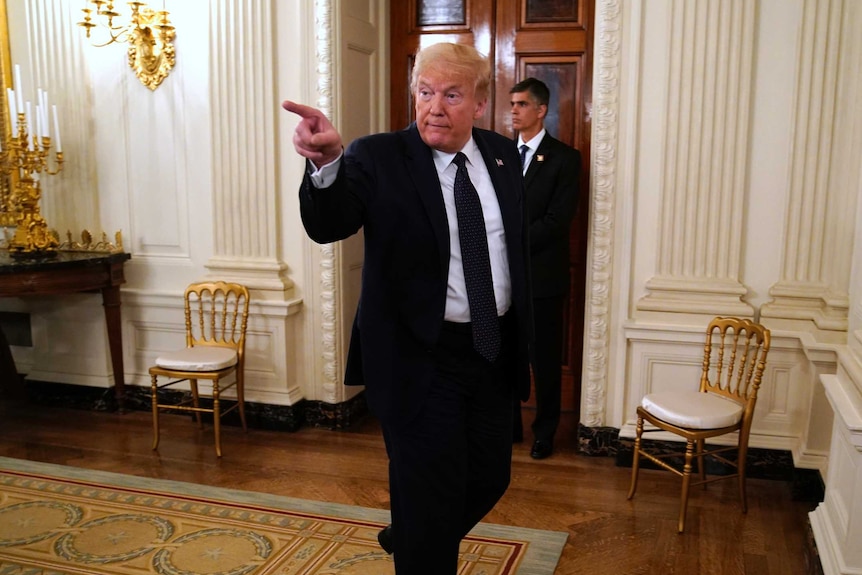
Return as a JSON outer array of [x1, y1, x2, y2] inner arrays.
[[510, 78, 581, 460], [283, 43, 531, 575]]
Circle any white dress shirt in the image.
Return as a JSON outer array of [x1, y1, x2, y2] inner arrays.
[[307, 138, 511, 323], [517, 128, 546, 175], [432, 139, 511, 322]]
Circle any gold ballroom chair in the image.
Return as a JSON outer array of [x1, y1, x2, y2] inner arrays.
[[149, 281, 250, 457], [626, 316, 771, 533]]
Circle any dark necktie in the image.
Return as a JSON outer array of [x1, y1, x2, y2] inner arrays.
[[519, 144, 529, 170], [452, 152, 501, 362]]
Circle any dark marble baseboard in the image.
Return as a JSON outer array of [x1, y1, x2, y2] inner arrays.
[[577, 424, 621, 457], [578, 424, 825, 503], [21, 380, 370, 432]]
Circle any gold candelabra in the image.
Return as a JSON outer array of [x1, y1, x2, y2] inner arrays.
[[1, 67, 64, 256], [78, 1, 176, 90]]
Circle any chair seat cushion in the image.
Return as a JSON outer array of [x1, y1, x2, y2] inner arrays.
[[641, 391, 743, 429], [155, 346, 237, 371]]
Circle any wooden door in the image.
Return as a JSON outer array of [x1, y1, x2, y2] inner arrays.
[[390, 0, 593, 422]]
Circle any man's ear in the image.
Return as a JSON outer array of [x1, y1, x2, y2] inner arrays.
[[538, 104, 548, 119], [474, 97, 489, 119]]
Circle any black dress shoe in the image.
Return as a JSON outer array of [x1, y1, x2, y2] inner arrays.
[[530, 440, 553, 460], [377, 524, 393, 554]]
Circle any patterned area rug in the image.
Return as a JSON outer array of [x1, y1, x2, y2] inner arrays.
[[0, 457, 566, 575]]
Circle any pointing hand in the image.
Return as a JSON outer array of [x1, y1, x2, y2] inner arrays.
[[282, 100, 343, 168]]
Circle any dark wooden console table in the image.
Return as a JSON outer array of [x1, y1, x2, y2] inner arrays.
[[0, 251, 131, 410]]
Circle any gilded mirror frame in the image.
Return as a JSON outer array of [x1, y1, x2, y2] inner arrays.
[[0, 0, 14, 227]]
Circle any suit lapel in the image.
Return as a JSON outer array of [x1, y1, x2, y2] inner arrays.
[[402, 124, 450, 276], [524, 134, 551, 188], [475, 129, 519, 238]]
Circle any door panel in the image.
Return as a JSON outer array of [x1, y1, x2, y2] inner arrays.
[[390, 0, 593, 422], [495, 0, 591, 420]]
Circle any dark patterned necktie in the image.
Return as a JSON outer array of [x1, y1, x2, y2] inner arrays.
[[452, 152, 501, 362], [519, 144, 529, 170]]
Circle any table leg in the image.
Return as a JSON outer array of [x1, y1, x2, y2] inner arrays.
[[0, 324, 25, 399], [101, 285, 126, 412]]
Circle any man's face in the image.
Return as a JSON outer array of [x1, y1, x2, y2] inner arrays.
[[414, 68, 487, 153], [510, 91, 546, 136]]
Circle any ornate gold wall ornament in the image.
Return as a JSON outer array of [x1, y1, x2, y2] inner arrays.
[[78, 1, 176, 91], [58, 229, 124, 253]]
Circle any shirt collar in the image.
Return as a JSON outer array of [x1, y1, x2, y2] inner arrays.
[[517, 128, 546, 151], [432, 137, 480, 172]]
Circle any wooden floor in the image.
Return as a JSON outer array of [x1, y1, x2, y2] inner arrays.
[[0, 397, 817, 575]]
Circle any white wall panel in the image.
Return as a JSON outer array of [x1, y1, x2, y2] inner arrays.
[[122, 290, 302, 405]]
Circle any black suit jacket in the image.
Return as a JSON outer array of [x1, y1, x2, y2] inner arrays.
[[523, 133, 581, 298], [300, 123, 532, 424]]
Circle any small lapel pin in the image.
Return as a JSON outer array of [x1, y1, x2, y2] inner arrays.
[[496, 158, 504, 166], [536, 155, 545, 162]]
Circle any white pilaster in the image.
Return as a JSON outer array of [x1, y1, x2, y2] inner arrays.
[[637, 0, 755, 317], [761, 0, 856, 332], [207, 0, 294, 296]]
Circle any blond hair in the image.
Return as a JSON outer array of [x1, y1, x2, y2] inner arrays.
[[410, 43, 491, 100]]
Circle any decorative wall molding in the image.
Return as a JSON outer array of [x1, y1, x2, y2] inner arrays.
[[582, 0, 623, 427], [637, 0, 756, 317], [313, 0, 342, 404], [120, 288, 304, 405], [208, 0, 293, 294]]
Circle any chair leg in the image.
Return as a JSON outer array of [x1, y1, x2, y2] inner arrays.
[[213, 379, 222, 458], [738, 438, 750, 513], [627, 416, 644, 500], [150, 374, 160, 451], [679, 439, 695, 533], [237, 369, 247, 433], [189, 378, 202, 427], [696, 438, 707, 489]]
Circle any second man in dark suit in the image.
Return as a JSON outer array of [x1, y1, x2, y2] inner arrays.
[[510, 78, 581, 460]]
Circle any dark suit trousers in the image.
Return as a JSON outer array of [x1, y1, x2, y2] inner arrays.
[[381, 314, 517, 575], [529, 294, 565, 442]]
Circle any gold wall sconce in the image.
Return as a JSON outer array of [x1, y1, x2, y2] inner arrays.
[[77, 1, 176, 90]]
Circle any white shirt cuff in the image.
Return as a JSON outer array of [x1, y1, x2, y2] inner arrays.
[[308, 151, 344, 188]]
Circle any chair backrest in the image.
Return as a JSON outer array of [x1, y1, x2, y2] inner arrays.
[[699, 317, 771, 416], [184, 282, 250, 356]]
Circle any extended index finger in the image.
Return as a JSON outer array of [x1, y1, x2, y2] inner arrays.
[[282, 100, 321, 119]]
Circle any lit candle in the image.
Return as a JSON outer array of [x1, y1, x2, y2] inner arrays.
[[36, 90, 43, 138], [52, 104, 62, 152], [14, 64, 24, 112], [35, 104, 41, 142], [25, 101, 33, 150], [40, 91, 49, 137], [5, 88, 16, 122]]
